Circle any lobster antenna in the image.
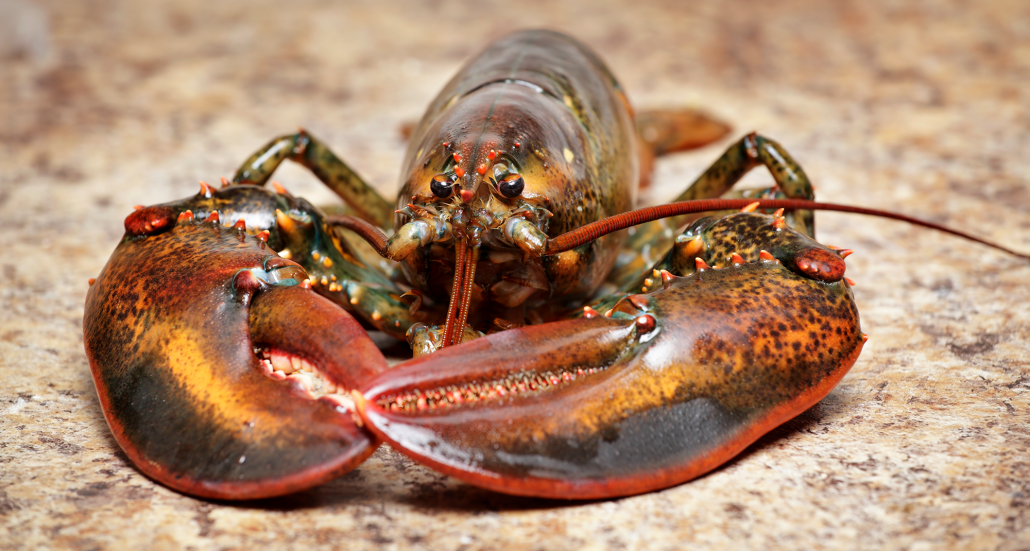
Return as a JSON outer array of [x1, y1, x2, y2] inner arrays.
[[544, 199, 1030, 260]]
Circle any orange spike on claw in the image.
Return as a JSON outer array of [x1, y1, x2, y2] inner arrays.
[[133, 205, 145, 211], [220, 176, 230, 188], [177, 210, 194, 223], [88, 278, 95, 286], [772, 217, 787, 230], [256, 230, 270, 243], [199, 181, 215, 198], [204, 211, 219, 223], [271, 181, 289, 196], [845, 277, 856, 286], [862, 333, 869, 342], [695, 258, 710, 271], [740, 202, 760, 213], [660, 269, 676, 287], [838, 249, 854, 259], [773, 208, 785, 218], [730, 253, 745, 265], [233, 219, 246, 231], [759, 250, 775, 262], [582, 306, 600, 319]]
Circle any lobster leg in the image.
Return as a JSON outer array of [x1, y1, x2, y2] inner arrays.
[[84, 215, 389, 499], [356, 212, 863, 499], [609, 132, 817, 289], [232, 129, 393, 228]]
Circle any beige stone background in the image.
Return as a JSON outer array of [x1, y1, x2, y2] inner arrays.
[[1, 0, 1028, 549]]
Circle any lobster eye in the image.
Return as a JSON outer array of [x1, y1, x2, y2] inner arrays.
[[498, 174, 525, 198], [430, 174, 455, 199]]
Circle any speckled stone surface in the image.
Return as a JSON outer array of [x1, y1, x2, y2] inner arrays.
[[1, 0, 1028, 549]]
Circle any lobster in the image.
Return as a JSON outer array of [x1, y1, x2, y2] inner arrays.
[[82, 30, 1028, 500]]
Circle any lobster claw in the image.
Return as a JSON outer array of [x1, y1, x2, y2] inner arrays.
[[358, 259, 864, 499], [84, 217, 387, 500]]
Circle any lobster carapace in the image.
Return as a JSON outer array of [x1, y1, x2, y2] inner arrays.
[[83, 30, 1028, 500]]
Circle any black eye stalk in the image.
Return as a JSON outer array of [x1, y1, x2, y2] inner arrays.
[[498, 173, 525, 199], [430, 173, 456, 199]]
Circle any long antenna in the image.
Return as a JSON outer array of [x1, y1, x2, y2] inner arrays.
[[543, 199, 1030, 259]]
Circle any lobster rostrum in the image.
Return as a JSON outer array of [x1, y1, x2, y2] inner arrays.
[[83, 30, 1028, 500]]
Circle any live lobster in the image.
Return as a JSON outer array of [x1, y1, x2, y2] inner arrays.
[[82, 30, 1027, 500]]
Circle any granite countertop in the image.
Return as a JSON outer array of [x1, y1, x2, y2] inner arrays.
[[1, 0, 1028, 549]]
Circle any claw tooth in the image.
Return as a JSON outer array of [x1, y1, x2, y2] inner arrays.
[[220, 176, 230, 187], [271, 181, 289, 195], [603, 309, 614, 318], [177, 210, 194, 223], [582, 306, 600, 319], [652, 269, 661, 279], [204, 211, 219, 223], [845, 277, 857, 286], [838, 249, 855, 259], [233, 219, 246, 231], [861, 333, 869, 342], [772, 217, 786, 230], [695, 258, 711, 271], [133, 205, 145, 211], [660, 269, 676, 286], [773, 208, 785, 218], [740, 201, 760, 213], [759, 250, 775, 261], [289, 372, 315, 394], [730, 253, 745, 266], [271, 352, 294, 374], [88, 278, 95, 286], [256, 230, 270, 243], [643, 277, 654, 288]]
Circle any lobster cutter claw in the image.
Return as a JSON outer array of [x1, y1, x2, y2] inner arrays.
[[357, 259, 864, 499]]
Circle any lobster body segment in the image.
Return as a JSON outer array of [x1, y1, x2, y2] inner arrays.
[[396, 30, 639, 311]]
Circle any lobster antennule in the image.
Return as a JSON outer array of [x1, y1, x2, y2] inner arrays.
[[544, 199, 1030, 260], [440, 240, 481, 348], [441, 238, 468, 348], [452, 245, 481, 346]]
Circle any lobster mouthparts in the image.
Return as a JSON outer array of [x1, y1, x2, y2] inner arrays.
[[83, 216, 387, 499], [358, 260, 864, 499]]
